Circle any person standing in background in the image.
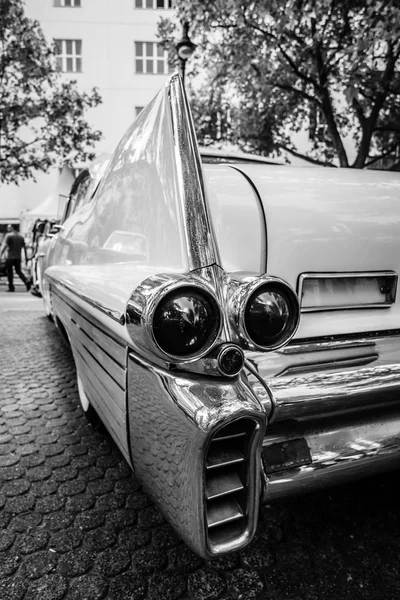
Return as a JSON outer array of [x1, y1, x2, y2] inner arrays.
[[0, 224, 31, 292]]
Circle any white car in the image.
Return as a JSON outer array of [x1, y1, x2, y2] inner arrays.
[[39, 73, 400, 558]]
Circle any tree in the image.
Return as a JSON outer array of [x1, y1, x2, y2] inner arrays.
[[159, 0, 400, 168], [0, 0, 102, 185]]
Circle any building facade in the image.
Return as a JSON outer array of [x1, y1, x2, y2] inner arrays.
[[1, 0, 175, 224]]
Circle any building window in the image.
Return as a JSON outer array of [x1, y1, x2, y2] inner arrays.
[[54, 0, 81, 6], [135, 0, 173, 8], [54, 39, 82, 73], [135, 42, 174, 75]]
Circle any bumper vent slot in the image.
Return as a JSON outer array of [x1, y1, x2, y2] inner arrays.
[[204, 418, 260, 551]]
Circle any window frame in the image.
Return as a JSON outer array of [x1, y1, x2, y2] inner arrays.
[[134, 0, 173, 9], [134, 41, 174, 75], [54, 0, 81, 7], [54, 39, 83, 73]]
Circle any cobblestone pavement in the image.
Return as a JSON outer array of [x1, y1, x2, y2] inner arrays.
[[1, 309, 400, 600]]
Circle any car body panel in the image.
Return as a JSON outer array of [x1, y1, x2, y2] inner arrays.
[[204, 163, 400, 338]]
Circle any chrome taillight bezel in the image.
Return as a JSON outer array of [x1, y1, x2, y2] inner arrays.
[[228, 275, 300, 352], [126, 274, 223, 363]]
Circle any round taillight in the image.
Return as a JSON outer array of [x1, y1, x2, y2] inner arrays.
[[152, 287, 220, 357], [217, 345, 244, 377], [244, 284, 298, 349]]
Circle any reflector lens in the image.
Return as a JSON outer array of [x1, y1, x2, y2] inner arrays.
[[218, 346, 244, 376], [244, 287, 292, 347], [153, 287, 219, 357]]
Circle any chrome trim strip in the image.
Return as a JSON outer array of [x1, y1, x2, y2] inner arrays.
[[228, 165, 268, 274], [168, 74, 220, 271], [47, 273, 124, 325], [280, 338, 376, 355], [277, 354, 379, 377], [246, 333, 400, 422], [298, 271, 397, 312]]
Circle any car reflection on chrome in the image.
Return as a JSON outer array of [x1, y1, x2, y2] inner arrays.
[[40, 73, 400, 558]]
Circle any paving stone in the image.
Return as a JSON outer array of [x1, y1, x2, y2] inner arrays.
[[118, 526, 152, 551], [94, 547, 131, 577], [36, 495, 65, 513], [167, 546, 204, 573], [147, 572, 186, 600], [206, 553, 240, 571], [137, 505, 165, 529], [68, 574, 108, 600], [42, 443, 65, 457], [65, 493, 96, 512], [52, 465, 78, 482], [30, 479, 59, 497], [0, 576, 28, 600], [86, 479, 115, 496], [106, 508, 137, 530], [16, 530, 49, 554], [0, 553, 21, 578], [26, 465, 53, 481], [0, 455, 20, 467], [26, 574, 68, 600], [6, 492, 36, 514], [95, 493, 125, 512], [131, 546, 168, 575], [46, 455, 71, 469], [83, 526, 117, 551], [114, 477, 141, 495], [18, 444, 42, 457], [188, 570, 226, 600], [50, 528, 83, 553], [79, 465, 104, 481], [9, 425, 32, 435], [2, 479, 31, 497], [2, 290, 400, 600], [152, 524, 181, 550], [43, 512, 75, 532], [9, 512, 43, 532], [0, 531, 16, 552], [58, 548, 96, 577], [58, 479, 86, 497], [75, 509, 105, 531], [108, 573, 147, 600], [226, 569, 264, 598], [0, 465, 25, 482]]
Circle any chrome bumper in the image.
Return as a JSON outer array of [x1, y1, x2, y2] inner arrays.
[[246, 333, 400, 501], [261, 408, 400, 501], [127, 334, 400, 558]]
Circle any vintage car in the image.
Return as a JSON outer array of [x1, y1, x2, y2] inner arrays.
[[40, 73, 400, 559]]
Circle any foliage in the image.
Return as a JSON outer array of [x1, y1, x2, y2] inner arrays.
[[159, 0, 400, 168], [0, 0, 102, 185]]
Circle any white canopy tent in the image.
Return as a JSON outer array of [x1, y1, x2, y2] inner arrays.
[[19, 163, 75, 236]]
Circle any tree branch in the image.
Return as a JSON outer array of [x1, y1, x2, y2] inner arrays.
[[279, 143, 337, 167]]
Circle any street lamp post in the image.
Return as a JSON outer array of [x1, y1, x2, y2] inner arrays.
[[175, 21, 196, 88]]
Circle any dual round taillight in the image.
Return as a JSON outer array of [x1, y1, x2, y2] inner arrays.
[[152, 286, 220, 358]]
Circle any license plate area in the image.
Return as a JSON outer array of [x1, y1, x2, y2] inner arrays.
[[298, 272, 397, 312], [262, 438, 312, 474]]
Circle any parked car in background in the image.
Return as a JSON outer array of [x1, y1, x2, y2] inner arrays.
[[36, 156, 109, 307], [39, 73, 400, 558]]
